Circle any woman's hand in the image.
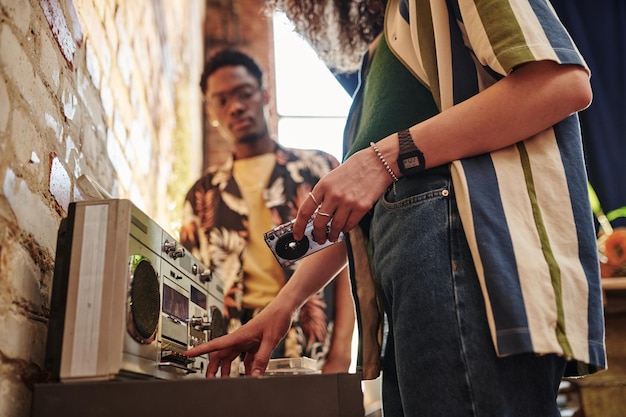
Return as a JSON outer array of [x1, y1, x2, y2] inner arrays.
[[294, 145, 395, 243]]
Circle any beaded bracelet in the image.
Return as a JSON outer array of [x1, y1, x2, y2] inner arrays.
[[370, 142, 398, 194]]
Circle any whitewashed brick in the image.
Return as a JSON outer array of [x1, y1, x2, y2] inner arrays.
[[1, 27, 63, 144], [105, 129, 131, 190], [44, 111, 64, 144], [99, 79, 114, 122], [0, 0, 31, 34], [112, 111, 127, 147], [0, 238, 45, 314], [0, 26, 36, 105], [31, 82, 63, 141], [0, 377, 32, 417], [0, 309, 47, 367], [49, 156, 72, 212], [74, 0, 112, 75], [103, 5, 118, 50], [64, 134, 81, 177], [2, 169, 60, 253], [38, 31, 61, 90], [84, 39, 101, 88], [77, 68, 105, 131], [80, 123, 101, 165], [11, 108, 46, 184], [61, 88, 78, 121], [117, 42, 133, 86]]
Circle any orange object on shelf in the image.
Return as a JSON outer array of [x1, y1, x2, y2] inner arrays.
[[605, 228, 626, 267]]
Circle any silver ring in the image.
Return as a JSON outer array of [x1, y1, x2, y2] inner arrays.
[[317, 211, 332, 217], [308, 192, 319, 206]]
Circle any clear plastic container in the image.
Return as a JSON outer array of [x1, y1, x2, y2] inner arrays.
[[264, 357, 321, 376]]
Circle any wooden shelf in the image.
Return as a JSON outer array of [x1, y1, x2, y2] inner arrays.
[[602, 277, 626, 290]]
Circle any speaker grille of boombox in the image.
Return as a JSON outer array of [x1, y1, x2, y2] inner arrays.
[[45, 199, 225, 382], [128, 257, 161, 343]]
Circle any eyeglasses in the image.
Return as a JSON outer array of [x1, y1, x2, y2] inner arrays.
[[206, 85, 261, 110]]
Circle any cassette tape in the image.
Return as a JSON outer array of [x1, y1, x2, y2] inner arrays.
[[264, 217, 343, 267]]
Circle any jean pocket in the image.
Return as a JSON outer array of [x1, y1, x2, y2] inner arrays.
[[381, 174, 450, 211]]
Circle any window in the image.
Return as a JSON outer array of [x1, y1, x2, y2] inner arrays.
[[272, 12, 352, 162], [274, 12, 359, 373]]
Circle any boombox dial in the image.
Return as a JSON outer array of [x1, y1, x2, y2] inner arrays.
[[188, 309, 226, 340], [192, 263, 212, 283], [163, 240, 185, 259], [189, 316, 211, 332]]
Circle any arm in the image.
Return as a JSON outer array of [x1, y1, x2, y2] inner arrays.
[[186, 240, 348, 377], [294, 61, 592, 242], [321, 266, 355, 374]]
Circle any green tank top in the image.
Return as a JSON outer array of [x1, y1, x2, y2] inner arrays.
[[345, 33, 439, 159]]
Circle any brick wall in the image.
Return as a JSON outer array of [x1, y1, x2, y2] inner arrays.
[[0, 0, 206, 415]]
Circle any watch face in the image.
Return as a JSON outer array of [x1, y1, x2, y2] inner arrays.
[[399, 150, 425, 174], [402, 154, 422, 170]]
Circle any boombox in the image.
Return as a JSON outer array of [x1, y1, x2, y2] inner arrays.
[[45, 199, 226, 382]]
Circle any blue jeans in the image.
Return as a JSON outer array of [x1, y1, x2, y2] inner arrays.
[[370, 167, 565, 417]]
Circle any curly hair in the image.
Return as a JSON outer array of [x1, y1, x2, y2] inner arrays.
[[265, 0, 387, 73]]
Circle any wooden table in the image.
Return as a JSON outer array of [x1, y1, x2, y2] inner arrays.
[[30, 372, 365, 417]]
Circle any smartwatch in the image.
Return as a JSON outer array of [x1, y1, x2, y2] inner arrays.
[[397, 129, 425, 175]]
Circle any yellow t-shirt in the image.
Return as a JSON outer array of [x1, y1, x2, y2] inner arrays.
[[232, 153, 285, 309]]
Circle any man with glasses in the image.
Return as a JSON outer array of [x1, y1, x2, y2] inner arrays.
[[180, 48, 354, 376]]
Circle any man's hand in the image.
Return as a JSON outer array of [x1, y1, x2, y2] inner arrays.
[[185, 300, 293, 377]]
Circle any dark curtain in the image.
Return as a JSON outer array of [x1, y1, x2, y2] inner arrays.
[[551, 0, 626, 228]]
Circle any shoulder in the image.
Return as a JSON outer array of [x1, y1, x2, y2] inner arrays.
[[185, 171, 215, 198], [185, 159, 234, 198], [454, 0, 586, 73]]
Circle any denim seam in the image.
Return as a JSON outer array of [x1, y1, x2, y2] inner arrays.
[[449, 186, 479, 417]]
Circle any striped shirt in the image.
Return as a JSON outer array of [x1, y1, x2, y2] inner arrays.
[[350, 0, 606, 379]]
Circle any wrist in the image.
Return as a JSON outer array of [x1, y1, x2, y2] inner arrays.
[[370, 142, 399, 192], [372, 135, 401, 174]]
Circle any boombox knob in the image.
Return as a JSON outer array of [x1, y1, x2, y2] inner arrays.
[[189, 316, 211, 332], [163, 240, 185, 259], [162, 240, 177, 254], [170, 248, 185, 259], [199, 270, 212, 283], [192, 264, 212, 283]]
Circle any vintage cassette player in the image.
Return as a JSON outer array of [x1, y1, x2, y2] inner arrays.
[[264, 217, 343, 267], [45, 199, 227, 382]]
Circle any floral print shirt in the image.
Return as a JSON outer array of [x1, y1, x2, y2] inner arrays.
[[180, 144, 340, 365]]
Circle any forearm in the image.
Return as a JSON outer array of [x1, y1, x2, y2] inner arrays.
[[374, 61, 592, 175], [323, 266, 355, 373], [295, 61, 593, 239], [271, 241, 349, 314]]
